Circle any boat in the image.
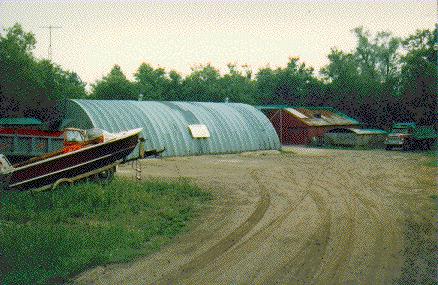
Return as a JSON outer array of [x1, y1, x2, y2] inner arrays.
[[0, 127, 142, 192]]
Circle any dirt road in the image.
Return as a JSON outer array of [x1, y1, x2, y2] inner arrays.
[[75, 147, 437, 284]]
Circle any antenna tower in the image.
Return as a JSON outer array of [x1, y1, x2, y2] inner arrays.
[[40, 25, 62, 60]]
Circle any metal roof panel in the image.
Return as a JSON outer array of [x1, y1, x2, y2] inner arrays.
[[65, 100, 281, 158]]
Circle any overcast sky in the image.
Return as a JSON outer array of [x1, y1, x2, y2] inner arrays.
[[0, 1, 435, 85]]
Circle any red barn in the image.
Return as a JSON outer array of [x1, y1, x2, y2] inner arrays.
[[258, 106, 361, 145]]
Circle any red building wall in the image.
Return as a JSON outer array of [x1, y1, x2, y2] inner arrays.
[[265, 110, 336, 145]]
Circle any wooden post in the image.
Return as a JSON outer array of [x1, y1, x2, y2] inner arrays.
[[279, 110, 283, 145]]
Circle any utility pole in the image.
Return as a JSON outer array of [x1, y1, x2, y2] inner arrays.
[[40, 25, 62, 60]]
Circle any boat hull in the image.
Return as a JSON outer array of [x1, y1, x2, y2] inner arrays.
[[2, 131, 139, 192]]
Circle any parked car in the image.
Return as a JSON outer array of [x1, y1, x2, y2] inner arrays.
[[385, 123, 437, 150]]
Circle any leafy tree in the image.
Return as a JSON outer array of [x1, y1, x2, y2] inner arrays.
[[181, 64, 223, 102], [322, 27, 405, 128], [0, 24, 39, 117], [0, 23, 86, 122], [36, 60, 86, 101], [399, 29, 437, 125], [4, 23, 434, 130], [255, 57, 318, 106], [219, 63, 256, 104], [91, 65, 138, 100], [254, 66, 277, 105], [304, 77, 326, 107], [134, 63, 168, 101], [163, 70, 183, 101]]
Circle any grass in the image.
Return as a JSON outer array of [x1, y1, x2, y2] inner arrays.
[[422, 150, 438, 168], [0, 178, 211, 285]]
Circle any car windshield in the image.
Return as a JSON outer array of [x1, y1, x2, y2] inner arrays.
[[65, 130, 84, 142]]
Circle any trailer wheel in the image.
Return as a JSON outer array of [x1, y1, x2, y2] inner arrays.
[[97, 167, 115, 185], [401, 139, 409, 151], [53, 179, 74, 190], [425, 139, 434, 150]]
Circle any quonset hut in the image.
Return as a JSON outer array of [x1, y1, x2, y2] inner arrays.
[[63, 100, 281, 159]]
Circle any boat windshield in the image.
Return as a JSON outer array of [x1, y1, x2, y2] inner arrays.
[[65, 130, 85, 142]]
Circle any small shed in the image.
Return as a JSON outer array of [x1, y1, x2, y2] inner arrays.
[[324, 128, 388, 148], [257, 106, 360, 145]]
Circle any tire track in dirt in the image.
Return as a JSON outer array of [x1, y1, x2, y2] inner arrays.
[[168, 165, 313, 284], [75, 150, 430, 285], [186, 164, 323, 284], [157, 170, 271, 283], [263, 182, 332, 284], [228, 193, 309, 254], [266, 163, 333, 283], [342, 165, 402, 283], [254, 165, 331, 284], [320, 162, 400, 284], [222, 162, 318, 253], [303, 165, 356, 284], [227, 167, 313, 254]]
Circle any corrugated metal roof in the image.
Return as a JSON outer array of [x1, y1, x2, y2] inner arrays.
[[257, 105, 360, 127], [326, 128, 387, 135], [64, 100, 281, 158], [285, 108, 308, 119], [348, 128, 387, 135], [286, 107, 360, 126], [257, 105, 338, 111], [393, 122, 416, 128], [256, 105, 291, 110]]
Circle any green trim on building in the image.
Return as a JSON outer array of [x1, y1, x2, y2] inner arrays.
[[256, 105, 340, 112], [393, 122, 416, 129], [0, 118, 42, 126]]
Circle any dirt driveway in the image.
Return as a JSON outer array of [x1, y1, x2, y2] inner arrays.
[[76, 147, 436, 284]]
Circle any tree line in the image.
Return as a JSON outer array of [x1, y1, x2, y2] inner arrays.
[[0, 23, 436, 129]]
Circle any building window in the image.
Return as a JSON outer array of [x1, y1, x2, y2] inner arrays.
[[188, 124, 210, 138]]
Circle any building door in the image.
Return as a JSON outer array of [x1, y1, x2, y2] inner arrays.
[[288, 127, 308, 145]]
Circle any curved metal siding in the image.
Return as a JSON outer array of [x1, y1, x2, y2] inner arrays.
[[63, 101, 94, 129], [66, 99, 280, 157]]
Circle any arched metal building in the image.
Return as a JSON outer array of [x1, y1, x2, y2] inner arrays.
[[63, 100, 280, 158]]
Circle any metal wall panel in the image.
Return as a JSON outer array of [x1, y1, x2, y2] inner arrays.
[[65, 100, 280, 158]]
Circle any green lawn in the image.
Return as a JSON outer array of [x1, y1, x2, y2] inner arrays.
[[423, 150, 438, 167], [0, 178, 211, 284]]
